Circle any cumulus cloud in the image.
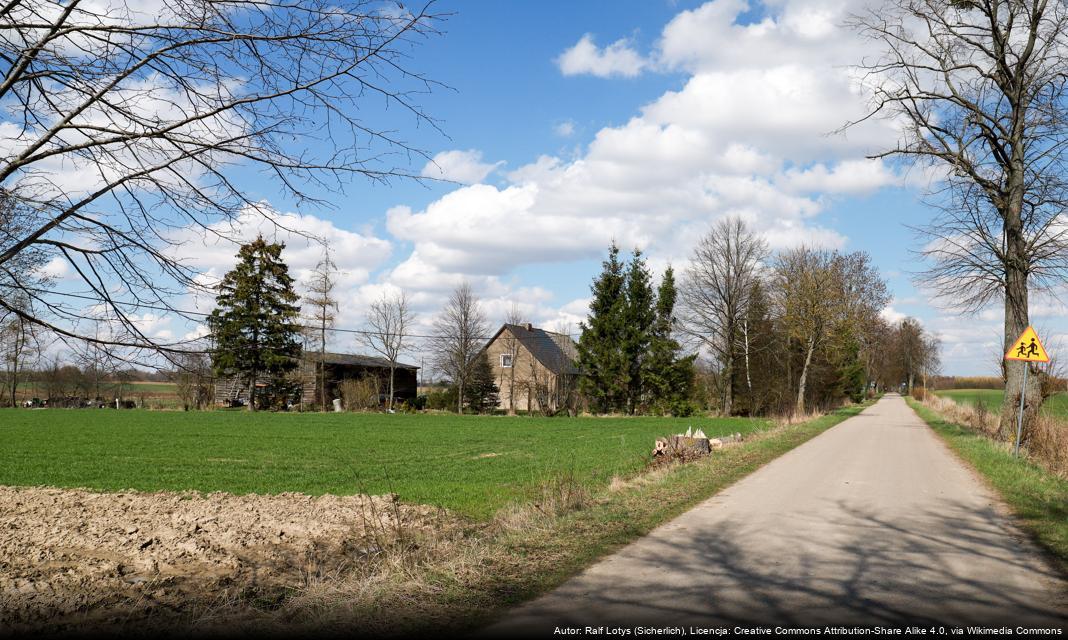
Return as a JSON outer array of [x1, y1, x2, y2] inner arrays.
[[371, 0, 907, 318], [556, 34, 648, 78], [151, 0, 928, 366], [420, 149, 503, 184]]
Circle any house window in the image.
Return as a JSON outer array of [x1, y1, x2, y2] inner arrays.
[[500, 354, 513, 368]]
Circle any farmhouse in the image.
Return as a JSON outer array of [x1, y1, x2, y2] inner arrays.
[[480, 323, 581, 414], [214, 351, 419, 408]]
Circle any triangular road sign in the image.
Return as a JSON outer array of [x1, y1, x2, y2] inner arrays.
[[1004, 326, 1050, 363]]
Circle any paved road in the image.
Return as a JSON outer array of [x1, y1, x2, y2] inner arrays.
[[486, 394, 1067, 633]]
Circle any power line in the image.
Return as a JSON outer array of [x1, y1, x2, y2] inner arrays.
[[14, 285, 583, 341]]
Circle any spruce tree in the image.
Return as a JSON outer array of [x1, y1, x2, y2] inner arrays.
[[645, 266, 696, 415], [621, 249, 655, 414], [208, 236, 301, 411], [464, 351, 500, 414], [577, 243, 628, 413]]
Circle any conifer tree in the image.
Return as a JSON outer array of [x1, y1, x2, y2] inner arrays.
[[621, 249, 655, 414], [644, 267, 696, 415], [577, 243, 628, 413], [208, 236, 301, 411], [465, 352, 500, 414]]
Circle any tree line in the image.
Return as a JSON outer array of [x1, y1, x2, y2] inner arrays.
[[3, 223, 943, 416], [576, 218, 942, 418]]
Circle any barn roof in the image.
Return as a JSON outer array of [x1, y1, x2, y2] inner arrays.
[[305, 351, 419, 370]]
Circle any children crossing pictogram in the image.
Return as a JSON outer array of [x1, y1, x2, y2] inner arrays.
[[1004, 326, 1050, 363]]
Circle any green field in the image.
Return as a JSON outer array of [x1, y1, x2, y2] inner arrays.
[[0, 410, 767, 519], [935, 388, 1068, 418]]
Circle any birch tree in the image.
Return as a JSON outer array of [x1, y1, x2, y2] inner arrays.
[[680, 217, 768, 416]]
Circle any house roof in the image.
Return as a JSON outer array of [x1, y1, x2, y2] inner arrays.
[[304, 351, 419, 370], [488, 324, 580, 375]]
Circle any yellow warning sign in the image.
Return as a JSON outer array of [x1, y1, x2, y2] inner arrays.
[[1004, 326, 1050, 363]]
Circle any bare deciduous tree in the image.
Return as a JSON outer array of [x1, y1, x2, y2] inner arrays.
[[431, 282, 488, 413], [303, 246, 338, 411], [363, 290, 414, 411], [0, 1, 444, 359], [1, 305, 41, 407], [773, 248, 889, 414], [173, 351, 212, 411], [773, 248, 839, 415], [680, 217, 768, 417], [850, 0, 1068, 440]]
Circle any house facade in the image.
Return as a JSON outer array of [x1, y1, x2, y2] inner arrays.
[[480, 323, 581, 414]]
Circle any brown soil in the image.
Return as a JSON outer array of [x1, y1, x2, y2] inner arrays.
[[0, 486, 452, 634]]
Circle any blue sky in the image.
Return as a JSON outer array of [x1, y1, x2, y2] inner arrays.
[[66, 0, 1067, 376]]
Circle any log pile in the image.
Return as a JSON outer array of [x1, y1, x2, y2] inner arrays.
[[652, 428, 745, 462]]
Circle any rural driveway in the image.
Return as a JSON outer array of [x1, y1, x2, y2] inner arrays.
[[486, 394, 1067, 633]]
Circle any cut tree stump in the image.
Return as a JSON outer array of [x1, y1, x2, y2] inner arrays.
[[653, 435, 711, 459]]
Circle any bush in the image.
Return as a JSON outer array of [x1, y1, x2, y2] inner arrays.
[[340, 377, 381, 411], [425, 386, 458, 411], [911, 386, 928, 401]]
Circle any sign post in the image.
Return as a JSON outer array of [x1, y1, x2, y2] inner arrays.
[[1003, 326, 1050, 458]]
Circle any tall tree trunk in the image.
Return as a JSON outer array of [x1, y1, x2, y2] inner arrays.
[[9, 323, 20, 407], [388, 365, 395, 411], [722, 350, 734, 417], [999, 172, 1042, 441], [796, 335, 815, 415], [743, 318, 753, 411], [319, 321, 325, 411], [508, 362, 516, 416], [457, 378, 464, 414]]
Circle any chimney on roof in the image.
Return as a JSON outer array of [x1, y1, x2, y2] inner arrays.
[[524, 322, 533, 331]]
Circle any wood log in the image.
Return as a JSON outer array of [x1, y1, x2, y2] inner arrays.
[[671, 435, 711, 456]]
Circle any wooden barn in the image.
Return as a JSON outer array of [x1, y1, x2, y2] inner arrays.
[[214, 351, 419, 409]]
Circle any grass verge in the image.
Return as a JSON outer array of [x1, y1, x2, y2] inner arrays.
[[278, 402, 873, 636], [907, 397, 1068, 574]]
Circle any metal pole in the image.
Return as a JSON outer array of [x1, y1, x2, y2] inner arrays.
[[1014, 363, 1028, 458]]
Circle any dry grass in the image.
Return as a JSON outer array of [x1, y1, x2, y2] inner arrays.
[[771, 408, 827, 428], [921, 394, 1067, 478], [1032, 414, 1068, 477]]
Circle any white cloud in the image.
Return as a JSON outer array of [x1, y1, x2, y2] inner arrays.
[[880, 306, 907, 324], [104, 0, 929, 365], [421, 149, 503, 185], [556, 34, 648, 78], [377, 0, 905, 302], [780, 159, 900, 195], [38, 256, 70, 280]]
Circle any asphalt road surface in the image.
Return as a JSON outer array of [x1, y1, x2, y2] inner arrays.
[[486, 394, 1067, 633]]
